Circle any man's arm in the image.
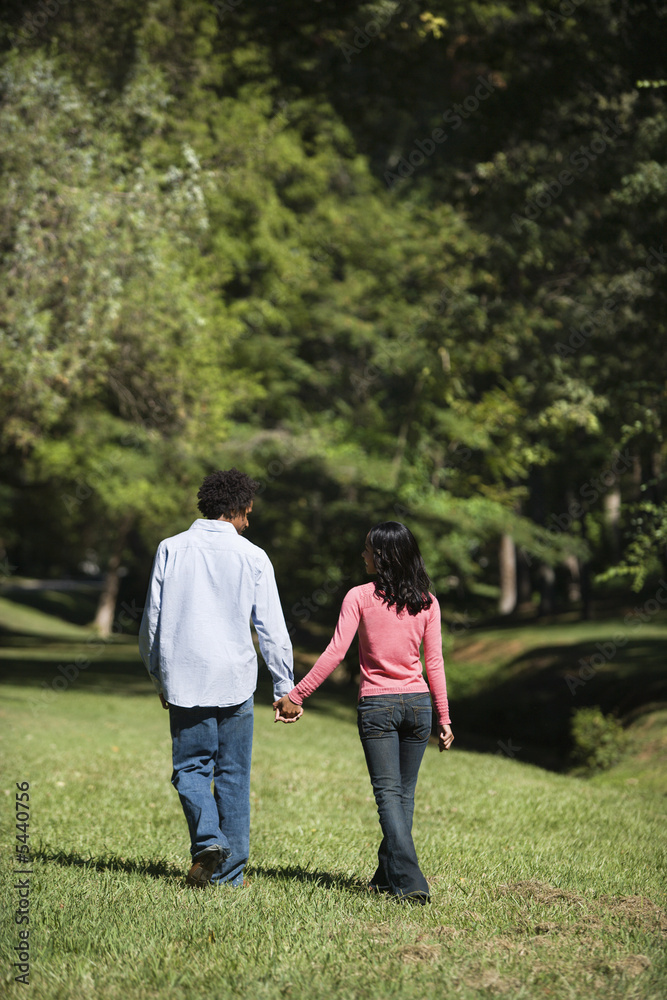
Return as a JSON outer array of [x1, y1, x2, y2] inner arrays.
[[251, 555, 295, 701], [138, 544, 167, 698]]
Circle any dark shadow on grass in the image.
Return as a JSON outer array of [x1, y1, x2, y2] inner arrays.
[[0, 633, 95, 646], [35, 847, 183, 881], [1, 585, 103, 626], [38, 849, 367, 893], [453, 638, 667, 772], [248, 863, 366, 892], [0, 654, 158, 696]]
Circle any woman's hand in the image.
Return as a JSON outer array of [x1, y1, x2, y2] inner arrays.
[[438, 725, 454, 752], [273, 695, 304, 723]]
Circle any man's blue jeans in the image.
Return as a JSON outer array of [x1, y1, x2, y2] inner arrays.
[[357, 693, 432, 899], [169, 696, 254, 887]]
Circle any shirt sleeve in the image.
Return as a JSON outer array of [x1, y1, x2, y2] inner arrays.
[[289, 589, 362, 704], [138, 543, 167, 695], [251, 554, 295, 700], [423, 597, 451, 726]]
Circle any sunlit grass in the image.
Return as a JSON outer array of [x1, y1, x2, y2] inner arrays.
[[1, 594, 665, 998], [1, 675, 666, 1000]]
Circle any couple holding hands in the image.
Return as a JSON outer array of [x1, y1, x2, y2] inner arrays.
[[140, 469, 453, 902]]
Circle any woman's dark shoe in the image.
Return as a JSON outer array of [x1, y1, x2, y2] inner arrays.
[[397, 890, 430, 904]]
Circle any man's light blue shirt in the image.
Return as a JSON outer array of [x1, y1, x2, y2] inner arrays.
[[139, 519, 294, 707]]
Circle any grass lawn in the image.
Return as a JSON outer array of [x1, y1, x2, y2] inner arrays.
[[0, 596, 666, 999]]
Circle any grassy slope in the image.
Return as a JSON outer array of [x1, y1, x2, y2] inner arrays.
[[0, 597, 666, 999], [445, 617, 667, 792]]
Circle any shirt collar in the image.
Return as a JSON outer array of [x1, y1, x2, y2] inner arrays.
[[191, 518, 238, 533]]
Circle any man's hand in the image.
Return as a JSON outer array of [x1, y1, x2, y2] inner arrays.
[[439, 725, 454, 752], [273, 695, 304, 723], [159, 693, 169, 710]]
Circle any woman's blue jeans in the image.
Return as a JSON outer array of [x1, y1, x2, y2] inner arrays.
[[357, 693, 432, 899], [169, 697, 254, 887]]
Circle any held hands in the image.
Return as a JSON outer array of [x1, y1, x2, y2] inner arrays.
[[439, 725, 454, 752], [273, 695, 304, 724]]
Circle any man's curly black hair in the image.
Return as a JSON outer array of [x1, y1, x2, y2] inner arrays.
[[197, 468, 260, 520]]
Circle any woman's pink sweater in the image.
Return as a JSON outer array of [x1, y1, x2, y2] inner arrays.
[[289, 582, 451, 727]]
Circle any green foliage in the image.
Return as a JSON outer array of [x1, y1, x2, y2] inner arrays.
[[0, 0, 665, 620], [571, 707, 627, 773], [596, 501, 667, 592]]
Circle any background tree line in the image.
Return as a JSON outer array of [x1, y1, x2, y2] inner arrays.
[[0, 0, 665, 633]]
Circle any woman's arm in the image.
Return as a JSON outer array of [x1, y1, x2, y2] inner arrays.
[[281, 588, 363, 706], [423, 598, 452, 728]]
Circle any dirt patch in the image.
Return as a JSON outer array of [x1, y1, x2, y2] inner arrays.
[[399, 942, 442, 963], [598, 954, 652, 977], [498, 882, 667, 940], [453, 639, 525, 664], [452, 639, 495, 662], [431, 924, 468, 941], [463, 969, 523, 995], [498, 879, 584, 906], [533, 921, 560, 934], [364, 923, 395, 944], [598, 895, 667, 936]]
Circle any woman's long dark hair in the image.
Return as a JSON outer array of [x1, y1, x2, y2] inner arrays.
[[368, 521, 433, 616]]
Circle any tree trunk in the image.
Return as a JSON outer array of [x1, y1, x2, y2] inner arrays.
[[602, 484, 621, 559], [498, 533, 517, 615], [93, 517, 132, 636], [516, 547, 534, 608], [391, 375, 425, 487], [579, 514, 591, 621], [564, 552, 582, 604], [538, 563, 555, 616]]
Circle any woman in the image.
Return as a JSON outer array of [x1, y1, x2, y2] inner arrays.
[[274, 521, 454, 903]]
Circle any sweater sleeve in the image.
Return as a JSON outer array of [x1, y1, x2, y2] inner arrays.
[[423, 597, 451, 726], [288, 589, 362, 704]]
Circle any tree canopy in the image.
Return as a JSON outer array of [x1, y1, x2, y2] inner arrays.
[[0, 0, 664, 629]]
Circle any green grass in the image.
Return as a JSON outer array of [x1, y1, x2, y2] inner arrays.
[[1, 597, 666, 999]]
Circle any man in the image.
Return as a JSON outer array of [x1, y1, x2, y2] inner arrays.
[[139, 468, 301, 888]]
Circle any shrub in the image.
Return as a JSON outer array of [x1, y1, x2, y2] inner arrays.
[[570, 706, 627, 773]]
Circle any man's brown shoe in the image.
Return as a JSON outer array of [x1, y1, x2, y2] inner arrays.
[[186, 845, 224, 888]]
